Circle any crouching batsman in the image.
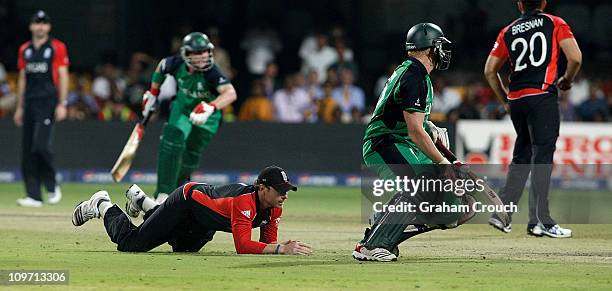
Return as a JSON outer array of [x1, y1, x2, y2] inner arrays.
[[72, 166, 313, 255], [353, 23, 476, 262]]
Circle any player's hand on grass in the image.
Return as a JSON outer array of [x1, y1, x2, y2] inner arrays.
[[557, 76, 572, 91], [55, 104, 67, 121], [141, 91, 158, 117], [280, 240, 313, 256], [189, 101, 215, 125], [13, 107, 23, 127]]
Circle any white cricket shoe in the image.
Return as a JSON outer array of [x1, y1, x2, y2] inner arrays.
[[17, 197, 43, 207], [72, 190, 110, 226], [48, 185, 62, 204], [125, 184, 145, 217], [488, 216, 512, 233], [352, 243, 397, 262], [537, 223, 572, 238], [155, 193, 169, 204]]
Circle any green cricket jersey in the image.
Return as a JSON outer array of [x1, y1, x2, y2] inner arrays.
[[363, 57, 434, 157]]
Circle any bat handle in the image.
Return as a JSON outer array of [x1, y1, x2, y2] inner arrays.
[[435, 140, 457, 162], [140, 108, 155, 127]]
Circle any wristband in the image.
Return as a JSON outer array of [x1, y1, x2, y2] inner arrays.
[[150, 87, 160, 96], [274, 244, 281, 254]]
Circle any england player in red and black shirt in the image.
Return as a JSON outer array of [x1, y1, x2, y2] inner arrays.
[[15, 11, 70, 207], [484, 0, 581, 238], [72, 166, 313, 255]]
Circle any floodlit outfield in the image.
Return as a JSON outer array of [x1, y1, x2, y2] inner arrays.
[[1, 183, 611, 290]]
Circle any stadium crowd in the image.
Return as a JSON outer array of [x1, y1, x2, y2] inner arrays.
[[1, 25, 611, 124]]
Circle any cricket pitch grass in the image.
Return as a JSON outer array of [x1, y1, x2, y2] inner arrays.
[[1, 183, 611, 290]]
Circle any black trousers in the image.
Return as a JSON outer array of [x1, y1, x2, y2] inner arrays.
[[103, 186, 216, 252], [22, 98, 57, 201], [502, 93, 559, 225]]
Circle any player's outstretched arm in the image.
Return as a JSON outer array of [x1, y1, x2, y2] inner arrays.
[[261, 240, 313, 255], [210, 83, 237, 110]]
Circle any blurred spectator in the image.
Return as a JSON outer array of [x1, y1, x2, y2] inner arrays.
[[318, 81, 340, 123], [0, 62, 16, 117], [238, 80, 274, 121], [208, 27, 234, 79], [432, 78, 461, 115], [92, 63, 123, 106], [325, 66, 340, 87], [272, 74, 315, 123], [303, 69, 323, 101], [329, 39, 358, 80], [331, 69, 365, 123], [300, 32, 337, 83], [374, 63, 397, 98], [558, 92, 576, 121], [448, 86, 481, 122], [98, 100, 136, 122], [261, 62, 280, 99], [122, 61, 148, 118], [241, 21, 282, 76], [67, 74, 97, 120], [567, 74, 590, 106], [577, 85, 608, 121]]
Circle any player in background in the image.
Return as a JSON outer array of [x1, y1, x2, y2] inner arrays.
[[141, 32, 237, 202], [14, 11, 69, 207], [353, 23, 475, 262], [72, 166, 312, 255], [484, 0, 581, 238]]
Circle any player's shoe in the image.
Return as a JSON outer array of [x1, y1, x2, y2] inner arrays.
[[125, 184, 146, 218], [72, 190, 110, 226], [155, 193, 169, 204], [352, 243, 397, 262], [48, 185, 62, 205], [16, 197, 43, 207], [527, 224, 543, 237], [537, 223, 572, 238], [488, 215, 511, 233]]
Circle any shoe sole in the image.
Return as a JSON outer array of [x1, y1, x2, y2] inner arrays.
[[527, 229, 544, 237], [542, 232, 572, 238], [125, 201, 140, 218], [351, 250, 397, 262], [71, 200, 87, 226]]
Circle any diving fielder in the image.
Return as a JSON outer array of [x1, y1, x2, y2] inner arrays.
[[72, 166, 312, 255], [484, 0, 581, 238], [141, 32, 237, 201], [353, 23, 474, 262]]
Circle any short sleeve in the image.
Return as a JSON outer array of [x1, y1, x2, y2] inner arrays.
[[555, 17, 574, 41], [489, 29, 509, 60], [52, 40, 69, 67], [398, 69, 427, 112], [17, 43, 28, 70], [203, 65, 231, 89]]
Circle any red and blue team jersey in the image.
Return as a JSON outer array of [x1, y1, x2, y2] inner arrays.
[[17, 38, 69, 100], [489, 10, 574, 100], [182, 182, 282, 254]]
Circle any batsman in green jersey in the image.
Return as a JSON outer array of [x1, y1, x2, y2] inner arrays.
[[353, 23, 475, 262], [141, 32, 237, 201]]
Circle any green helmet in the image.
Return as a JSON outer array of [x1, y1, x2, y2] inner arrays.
[[180, 32, 215, 71], [405, 23, 452, 70]]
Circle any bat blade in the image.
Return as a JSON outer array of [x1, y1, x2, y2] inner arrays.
[[110, 124, 145, 182], [434, 140, 511, 225]]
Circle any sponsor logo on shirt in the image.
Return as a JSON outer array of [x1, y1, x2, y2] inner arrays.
[[26, 62, 48, 73], [241, 210, 251, 219]]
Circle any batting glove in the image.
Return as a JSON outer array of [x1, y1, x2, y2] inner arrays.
[[189, 101, 216, 125], [142, 91, 157, 117], [427, 121, 450, 149]]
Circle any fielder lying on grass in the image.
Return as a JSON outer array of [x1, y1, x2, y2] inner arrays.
[[72, 166, 312, 255]]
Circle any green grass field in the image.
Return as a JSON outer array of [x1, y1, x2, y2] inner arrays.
[[1, 183, 611, 290]]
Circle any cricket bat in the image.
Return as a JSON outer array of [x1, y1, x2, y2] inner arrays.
[[110, 109, 154, 182], [435, 140, 512, 225]]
